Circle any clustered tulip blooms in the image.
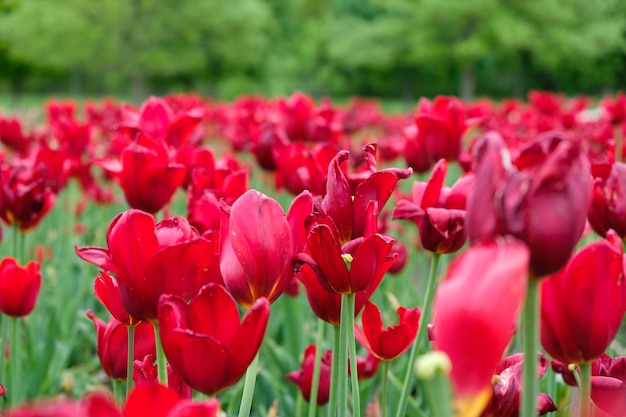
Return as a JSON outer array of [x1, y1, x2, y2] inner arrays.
[[0, 89, 617, 416]]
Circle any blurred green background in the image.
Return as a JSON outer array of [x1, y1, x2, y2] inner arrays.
[[1, 0, 625, 105]]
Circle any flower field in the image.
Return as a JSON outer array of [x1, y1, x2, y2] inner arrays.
[[0, 91, 624, 417]]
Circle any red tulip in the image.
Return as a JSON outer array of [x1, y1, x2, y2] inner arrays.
[[479, 353, 556, 417], [354, 301, 420, 361], [394, 159, 472, 253], [0, 258, 41, 317], [322, 147, 411, 243], [588, 162, 626, 238], [300, 223, 396, 295], [94, 271, 137, 326], [96, 135, 186, 214], [285, 345, 332, 405], [133, 354, 192, 399], [467, 131, 592, 277], [433, 239, 529, 414], [590, 355, 626, 417], [123, 384, 220, 417], [405, 96, 466, 173], [220, 189, 311, 307], [158, 283, 270, 395], [76, 210, 220, 321], [541, 231, 626, 364], [0, 160, 57, 231], [86, 310, 155, 380]]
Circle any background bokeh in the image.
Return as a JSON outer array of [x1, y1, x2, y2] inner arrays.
[[0, 0, 625, 104]]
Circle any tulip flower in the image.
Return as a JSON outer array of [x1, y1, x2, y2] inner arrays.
[[0, 160, 57, 231], [94, 271, 138, 327], [86, 311, 156, 380], [133, 354, 192, 399], [433, 239, 529, 416], [300, 223, 396, 295], [540, 230, 626, 365], [76, 210, 221, 322], [285, 345, 333, 405], [322, 147, 411, 243], [590, 355, 626, 417], [158, 283, 270, 395], [404, 96, 466, 173], [96, 135, 186, 214], [0, 258, 41, 317], [394, 158, 473, 254], [122, 384, 221, 417], [480, 354, 556, 417], [467, 131, 592, 277], [220, 189, 312, 307], [354, 301, 420, 361], [588, 162, 626, 238]]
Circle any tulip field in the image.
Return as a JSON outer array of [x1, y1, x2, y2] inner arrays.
[[0, 91, 625, 417]]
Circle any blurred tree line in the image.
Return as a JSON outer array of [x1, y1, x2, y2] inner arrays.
[[0, 0, 625, 104]]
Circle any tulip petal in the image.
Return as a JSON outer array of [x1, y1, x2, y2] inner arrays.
[[306, 224, 351, 294], [123, 384, 179, 417], [187, 284, 240, 346], [349, 234, 395, 293]]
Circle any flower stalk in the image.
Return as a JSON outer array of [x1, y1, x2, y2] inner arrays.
[[521, 277, 539, 417]]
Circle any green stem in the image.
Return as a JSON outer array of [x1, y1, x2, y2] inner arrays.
[[238, 351, 260, 417], [126, 325, 135, 397], [345, 293, 360, 417], [328, 324, 341, 417], [12, 225, 18, 261], [521, 278, 540, 417], [578, 362, 591, 417], [395, 253, 441, 417], [10, 317, 19, 407], [113, 379, 124, 402], [153, 322, 167, 385], [308, 320, 325, 417], [337, 295, 349, 417], [381, 361, 389, 417]]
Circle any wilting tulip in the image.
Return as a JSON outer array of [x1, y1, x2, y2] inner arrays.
[[76, 210, 220, 322], [541, 231, 626, 365], [467, 131, 592, 277], [158, 283, 270, 395], [220, 189, 312, 307], [433, 239, 529, 416], [86, 311, 155, 380], [285, 345, 332, 405], [588, 162, 626, 238], [96, 135, 186, 214], [0, 258, 41, 317], [354, 301, 420, 361], [322, 148, 411, 243], [394, 159, 472, 253], [480, 353, 556, 417]]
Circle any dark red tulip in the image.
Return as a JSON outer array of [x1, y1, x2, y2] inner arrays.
[[295, 263, 377, 325], [86, 311, 155, 380], [0, 160, 57, 231], [285, 345, 332, 405], [76, 210, 220, 322], [133, 354, 192, 399], [433, 239, 529, 415], [0, 258, 41, 317], [480, 353, 556, 417], [97, 135, 186, 214], [467, 131, 592, 277], [322, 148, 411, 243], [404, 96, 466, 173], [158, 284, 270, 395], [221, 190, 311, 307], [354, 301, 420, 361], [588, 162, 626, 238], [394, 159, 472, 254], [541, 231, 626, 364], [301, 224, 396, 295]]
